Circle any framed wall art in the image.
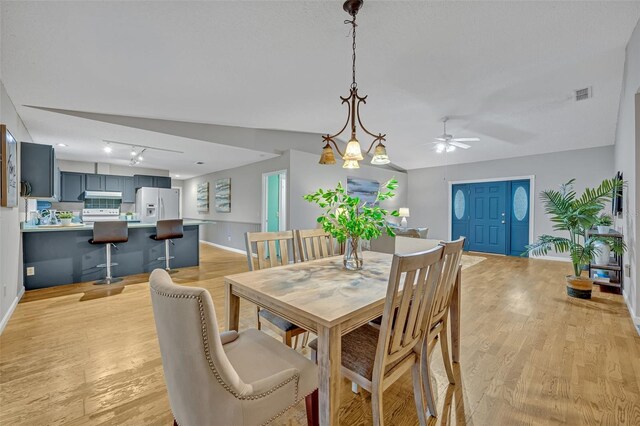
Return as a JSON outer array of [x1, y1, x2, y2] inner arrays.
[[215, 178, 231, 213], [1, 125, 18, 208], [196, 182, 209, 212]]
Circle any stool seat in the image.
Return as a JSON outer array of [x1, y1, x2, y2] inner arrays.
[[151, 219, 183, 273], [149, 219, 184, 241], [90, 221, 129, 285]]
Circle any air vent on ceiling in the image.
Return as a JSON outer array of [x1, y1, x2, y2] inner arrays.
[[575, 87, 592, 101]]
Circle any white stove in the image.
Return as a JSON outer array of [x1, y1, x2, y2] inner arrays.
[[82, 208, 120, 223]]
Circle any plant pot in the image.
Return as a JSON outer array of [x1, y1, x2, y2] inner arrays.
[[60, 218, 72, 226], [597, 226, 610, 234], [344, 237, 363, 271], [565, 275, 593, 299]]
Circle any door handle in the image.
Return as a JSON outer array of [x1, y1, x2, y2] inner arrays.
[[501, 220, 506, 224]]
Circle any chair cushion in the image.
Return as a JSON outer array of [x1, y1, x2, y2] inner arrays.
[[308, 324, 410, 380], [259, 309, 301, 332], [224, 329, 318, 401]]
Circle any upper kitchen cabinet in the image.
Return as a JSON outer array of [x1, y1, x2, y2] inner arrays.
[[134, 174, 171, 189], [20, 142, 59, 199], [105, 175, 124, 192], [85, 174, 106, 191], [122, 176, 135, 203], [60, 172, 85, 202]]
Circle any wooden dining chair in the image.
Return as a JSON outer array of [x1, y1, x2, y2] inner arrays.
[[419, 237, 465, 418], [295, 229, 335, 262], [309, 246, 445, 426], [245, 231, 307, 348]]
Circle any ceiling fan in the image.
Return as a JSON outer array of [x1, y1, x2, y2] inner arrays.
[[432, 117, 480, 153]]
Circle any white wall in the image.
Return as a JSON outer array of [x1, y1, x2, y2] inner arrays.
[[407, 146, 614, 248], [288, 150, 408, 230], [0, 80, 32, 332], [613, 19, 640, 328]]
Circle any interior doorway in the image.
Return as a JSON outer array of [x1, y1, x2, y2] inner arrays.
[[262, 170, 287, 233]]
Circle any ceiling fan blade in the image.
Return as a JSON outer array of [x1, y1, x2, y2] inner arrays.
[[452, 137, 480, 142], [434, 137, 447, 142], [450, 142, 471, 149]]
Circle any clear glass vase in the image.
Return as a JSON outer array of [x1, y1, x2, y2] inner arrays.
[[343, 237, 363, 271]]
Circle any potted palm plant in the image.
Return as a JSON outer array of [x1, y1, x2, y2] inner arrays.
[[525, 178, 625, 299], [304, 179, 399, 270]]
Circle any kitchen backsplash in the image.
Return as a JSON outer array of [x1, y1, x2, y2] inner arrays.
[[49, 201, 135, 212], [84, 199, 122, 209]]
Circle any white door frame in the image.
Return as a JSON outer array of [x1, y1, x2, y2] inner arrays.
[[447, 175, 535, 248], [261, 170, 287, 232]]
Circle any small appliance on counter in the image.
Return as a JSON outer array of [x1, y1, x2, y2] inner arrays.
[[136, 187, 180, 223]]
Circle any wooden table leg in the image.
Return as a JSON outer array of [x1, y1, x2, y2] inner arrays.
[[317, 323, 341, 426], [225, 281, 240, 331], [450, 266, 461, 363]]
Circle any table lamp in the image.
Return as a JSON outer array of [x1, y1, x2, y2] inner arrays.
[[399, 207, 410, 228]]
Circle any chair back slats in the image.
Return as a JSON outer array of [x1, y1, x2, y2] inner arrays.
[[429, 238, 465, 324], [296, 229, 335, 262], [376, 247, 444, 366], [245, 231, 297, 271]]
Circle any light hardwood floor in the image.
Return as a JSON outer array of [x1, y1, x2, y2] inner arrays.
[[1, 244, 639, 425]]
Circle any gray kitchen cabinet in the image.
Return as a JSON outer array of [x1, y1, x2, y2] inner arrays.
[[105, 175, 124, 192], [85, 174, 106, 191], [60, 172, 85, 202], [122, 176, 136, 203], [20, 142, 58, 199], [154, 176, 172, 189], [133, 175, 154, 189]]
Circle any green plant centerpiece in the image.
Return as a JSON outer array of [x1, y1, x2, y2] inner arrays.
[[304, 179, 399, 270], [524, 178, 625, 299], [58, 211, 74, 226]]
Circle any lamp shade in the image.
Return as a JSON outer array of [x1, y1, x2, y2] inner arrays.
[[319, 143, 337, 164], [399, 207, 410, 218], [342, 159, 360, 169], [343, 137, 364, 161], [371, 142, 391, 165]]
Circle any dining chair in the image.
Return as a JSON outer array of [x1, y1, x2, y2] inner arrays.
[[245, 231, 307, 348], [149, 269, 319, 426], [309, 246, 445, 426], [419, 237, 465, 418], [295, 229, 335, 262]]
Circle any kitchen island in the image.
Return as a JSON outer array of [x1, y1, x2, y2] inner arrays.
[[22, 220, 213, 289]]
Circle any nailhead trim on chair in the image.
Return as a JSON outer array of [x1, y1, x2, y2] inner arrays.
[[151, 287, 300, 405]]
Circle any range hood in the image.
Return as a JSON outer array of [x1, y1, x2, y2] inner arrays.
[[83, 191, 123, 200]]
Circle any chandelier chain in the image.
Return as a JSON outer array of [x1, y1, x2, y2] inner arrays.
[[345, 15, 357, 89]]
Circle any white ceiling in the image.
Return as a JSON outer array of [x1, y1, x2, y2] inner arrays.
[[1, 1, 639, 174]]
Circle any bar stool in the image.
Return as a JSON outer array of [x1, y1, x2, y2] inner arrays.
[[150, 219, 183, 273], [89, 221, 129, 285]]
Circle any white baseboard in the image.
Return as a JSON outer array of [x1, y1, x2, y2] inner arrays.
[[0, 286, 25, 335], [529, 254, 571, 262], [200, 240, 249, 256], [623, 290, 640, 336]]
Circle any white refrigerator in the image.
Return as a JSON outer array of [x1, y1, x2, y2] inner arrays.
[[136, 187, 181, 223]]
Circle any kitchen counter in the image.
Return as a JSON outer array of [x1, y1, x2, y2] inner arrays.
[[21, 219, 214, 232], [22, 220, 214, 289]]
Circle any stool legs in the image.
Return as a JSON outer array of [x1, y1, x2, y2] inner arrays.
[[158, 239, 178, 274], [95, 243, 123, 285]]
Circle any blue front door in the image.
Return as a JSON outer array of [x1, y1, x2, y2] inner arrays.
[[468, 181, 507, 254]]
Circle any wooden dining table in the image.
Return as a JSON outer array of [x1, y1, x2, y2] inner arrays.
[[224, 251, 461, 426]]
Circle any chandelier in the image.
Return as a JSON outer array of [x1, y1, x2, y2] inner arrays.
[[319, 0, 390, 169]]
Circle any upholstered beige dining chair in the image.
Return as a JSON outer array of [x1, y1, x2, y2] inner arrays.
[[419, 237, 465, 418], [309, 246, 445, 426], [295, 229, 335, 262], [245, 231, 307, 348], [149, 269, 319, 426]]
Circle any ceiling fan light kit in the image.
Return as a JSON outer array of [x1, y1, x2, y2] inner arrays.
[[319, 0, 391, 169], [432, 117, 479, 154]]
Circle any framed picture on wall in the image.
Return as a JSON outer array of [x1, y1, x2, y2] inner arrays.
[[1, 125, 18, 208], [347, 176, 379, 206], [196, 182, 209, 212], [215, 178, 231, 212]]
